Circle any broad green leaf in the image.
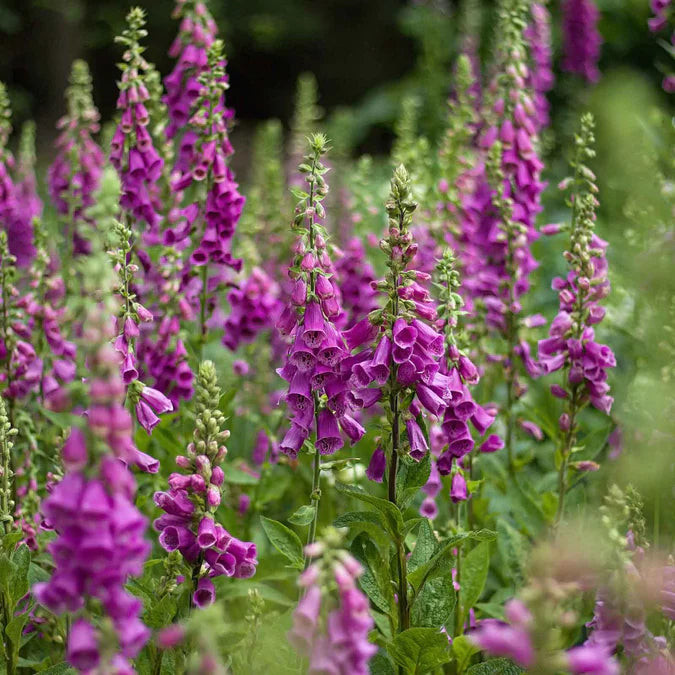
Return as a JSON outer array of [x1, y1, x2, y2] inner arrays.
[[408, 530, 496, 593], [334, 511, 390, 549], [289, 504, 316, 526], [257, 470, 293, 506], [387, 627, 451, 673], [496, 519, 525, 585], [452, 635, 480, 672], [2, 532, 23, 552], [351, 533, 395, 615], [466, 658, 524, 674], [369, 651, 396, 675], [249, 608, 298, 674], [5, 613, 28, 664], [396, 452, 431, 511], [407, 519, 436, 573], [260, 517, 304, 569], [335, 483, 403, 540], [458, 541, 490, 625], [411, 575, 456, 628]]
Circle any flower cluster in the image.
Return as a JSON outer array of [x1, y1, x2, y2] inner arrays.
[[278, 134, 366, 458], [289, 532, 377, 675], [538, 115, 615, 416], [33, 308, 151, 673], [562, 0, 602, 83], [647, 0, 674, 93], [223, 267, 282, 351], [359, 167, 449, 487], [154, 361, 257, 608], [110, 8, 165, 235], [48, 60, 105, 255]]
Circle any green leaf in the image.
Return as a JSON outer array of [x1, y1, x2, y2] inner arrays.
[[260, 517, 304, 569], [335, 483, 403, 540], [396, 452, 431, 511], [334, 511, 390, 549], [288, 504, 316, 526], [5, 613, 28, 664], [458, 542, 490, 625], [143, 594, 178, 630], [452, 635, 480, 672], [387, 628, 451, 673], [351, 534, 395, 615], [407, 519, 436, 573], [466, 658, 524, 674], [9, 545, 30, 604], [369, 651, 396, 675], [2, 532, 23, 552], [496, 519, 525, 585], [407, 530, 496, 593], [411, 575, 456, 628]]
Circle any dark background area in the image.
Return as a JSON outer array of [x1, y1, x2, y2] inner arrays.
[[0, 0, 669, 165]]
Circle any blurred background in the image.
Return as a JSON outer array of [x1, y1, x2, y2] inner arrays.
[[0, 0, 670, 165]]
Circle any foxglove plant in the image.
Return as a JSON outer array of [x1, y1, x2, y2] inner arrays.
[[153, 360, 258, 608], [0, 83, 30, 267], [562, 0, 602, 83], [289, 529, 376, 674], [20, 226, 76, 411], [12, 121, 42, 262], [0, 231, 37, 406], [33, 303, 152, 673], [277, 134, 365, 551], [48, 59, 104, 257], [109, 218, 174, 435], [354, 164, 449, 632], [647, 0, 674, 92], [164, 0, 220, 169], [333, 236, 378, 328], [537, 114, 615, 524], [458, 0, 545, 469], [170, 39, 244, 349], [110, 8, 165, 237], [435, 250, 500, 480]]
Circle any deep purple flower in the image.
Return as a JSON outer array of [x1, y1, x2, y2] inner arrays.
[[562, 0, 602, 83]]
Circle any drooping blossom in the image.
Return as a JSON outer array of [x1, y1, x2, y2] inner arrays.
[[154, 361, 258, 607], [48, 59, 104, 255], [562, 0, 602, 83]]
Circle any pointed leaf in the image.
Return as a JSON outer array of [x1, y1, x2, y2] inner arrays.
[[260, 517, 304, 569]]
